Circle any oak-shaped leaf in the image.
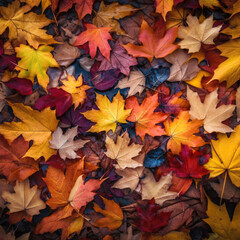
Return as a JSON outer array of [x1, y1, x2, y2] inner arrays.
[[105, 132, 143, 169], [141, 169, 178, 205], [96, 43, 137, 76], [49, 127, 89, 160], [93, 197, 123, 231], [0, 1, 57, 48], [15, 44, 59, 91], [133, 199, 171, 233], [164, 111, 205, 154], [34, 88, 72, 117], [187, 87, 235, 133], [122, 19, 178, 61], [2, 179, 46, 218], [83, 92, 131, 133], [178, 15, 221, 53], [74, 24, 113, 61], [0, 135, 39, 183], [0, 103, 58, 160], [125, 94, 168, 139]]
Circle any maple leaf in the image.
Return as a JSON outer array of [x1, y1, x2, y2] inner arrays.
[[122, 19, 179, 61], [187, 87, 235, 133], [5, 78, 33, 96], [210, 38, 240, 88], [15, 44, 59, 91], [74, 24, 113, 61], [105, 132, 143, 169], [178, 15, 221, 53], [204, 124, 240, 187], [0, 103, 58, 160], [237, 87, 240, 121], [93, 2, 139, 36], [165, 49, 200, 82], [166, 7, 188, 29], [133, 199, 171, 232], [49, 127, 89, 160], [221, 14, 240, 39], [164, 111, 205, 154], [0, 1, 56, 49], [20, 0, 51, 13], [2, 179, 46, 217], [155, 0, 174, 20], [83, 92, 131, 133], [93, 197, 123, 231], [125, 94, 168, 139], [60, 74, 90, 109], [58, 0, 94, 21], [68, 175, 103, 209], [0, 135, 39, 183], [204, 197, 240, 239], [141, 169, 178, 205], [34, 88, 72, 117], [113, 167, 144, 191], [96, 43, 137, 76], [115, 69, 145, 97], [168, 145, 209, 194]]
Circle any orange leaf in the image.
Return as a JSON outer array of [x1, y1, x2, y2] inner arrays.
[[58, 0, 94, 21], [0, 135, 39, 183], [43, 159, 85, 209], [125, 94, 168, 139], [155, 0, 174, 20], [74, 24, 112, 61], [93, 197, 123, 231], [164, 111, 205, 154], [122, 19, 178, 61], [68, 175, 103, 209]]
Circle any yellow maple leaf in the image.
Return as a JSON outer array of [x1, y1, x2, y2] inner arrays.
[[0, 103, 58, 160], [164, 111, 205, 154], [178, 15, 221, 53], [221, 14, 240, 39], [83, 92, 131, 133], [204, 124, 240, 187], [0, 1, 56, 49], [155, 0, 174, 21], [210, 38, 240, 88], [204, 197, 240, 240], [15, 44, 59, 91], [60, 74, 90, 109], [20, 0, 51, 13], [93, 2, 138, 36]]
